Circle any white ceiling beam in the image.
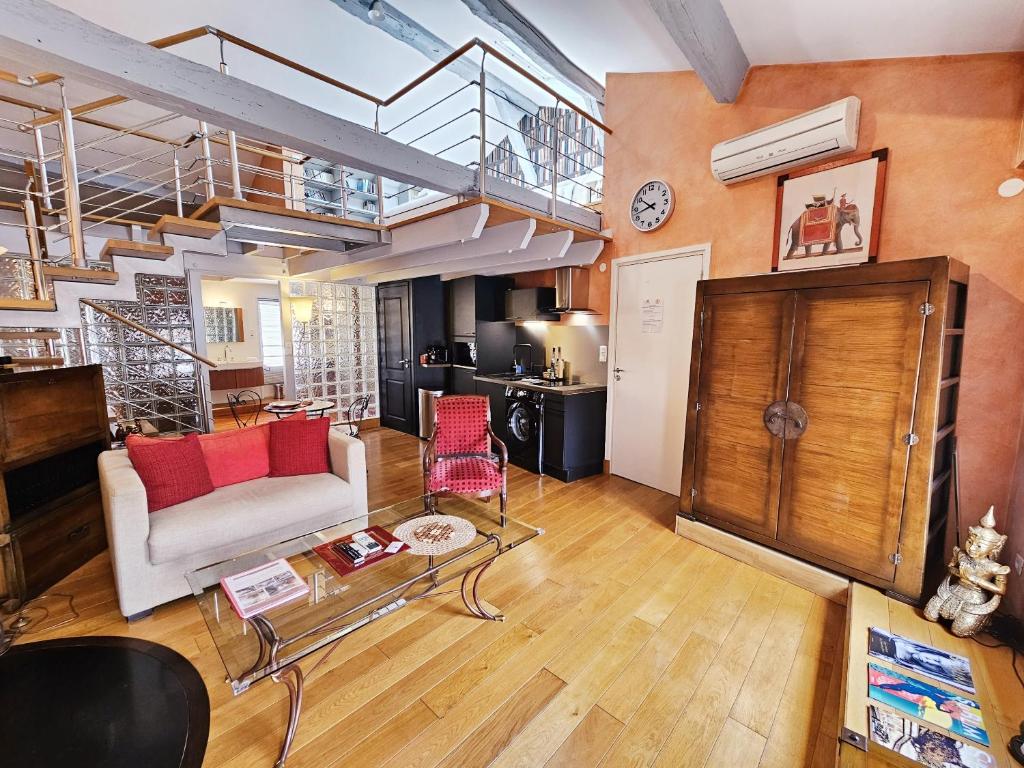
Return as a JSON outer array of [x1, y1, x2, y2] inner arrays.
[[288, 203, 489, 276], [645, 0, 749, 103], [458, 0, 605, 106], [0, 0, 475, 193], [332, 218, 536, 282], [445, 238, 602, 278], [368, 228, 572, 283]]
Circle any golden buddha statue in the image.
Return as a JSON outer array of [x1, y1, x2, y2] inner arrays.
[[924, 506, 1010, 637]]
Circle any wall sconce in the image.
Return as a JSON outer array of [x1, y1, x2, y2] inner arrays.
[[290, 295, 316, 324]]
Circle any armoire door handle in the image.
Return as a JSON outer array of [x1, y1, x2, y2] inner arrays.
[[763, 401, 809, 439]]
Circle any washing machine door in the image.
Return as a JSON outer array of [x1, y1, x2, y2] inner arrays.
[[507, 401, 536, 444]]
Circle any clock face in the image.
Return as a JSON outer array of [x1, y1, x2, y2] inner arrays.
[[631, 180, 674, 232]]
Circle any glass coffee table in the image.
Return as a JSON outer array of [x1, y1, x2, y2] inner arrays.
[[185, 495, 542, 767]]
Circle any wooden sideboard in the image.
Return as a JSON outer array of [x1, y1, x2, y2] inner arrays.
[[0, 365, 110, 607], [208, 365, 265, 391], [680, 256, 968, 603]]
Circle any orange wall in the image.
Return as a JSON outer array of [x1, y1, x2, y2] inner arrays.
[[596, 54, 1024, 612]]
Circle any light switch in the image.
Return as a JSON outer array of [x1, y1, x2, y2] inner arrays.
[[599, 345, 608, 362]]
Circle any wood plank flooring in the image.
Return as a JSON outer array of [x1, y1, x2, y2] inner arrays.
[[18, 427, 846, 767]]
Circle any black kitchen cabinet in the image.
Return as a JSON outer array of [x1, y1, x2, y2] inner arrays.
[[542, 390, 607, 482], [451, 366, 476, 395], [474, 379, 508, 445], [449, 276, 510, 338]]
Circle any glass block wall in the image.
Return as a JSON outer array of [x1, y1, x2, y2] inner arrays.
[[0, 327, 86, 367], [288, 281, 378, 420], [0, 254, 33, 300], [80, 273, 205, 434]]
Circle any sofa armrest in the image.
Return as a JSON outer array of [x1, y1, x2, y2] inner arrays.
[[98, 450, 152, 616], [329, 427, 368, 518]]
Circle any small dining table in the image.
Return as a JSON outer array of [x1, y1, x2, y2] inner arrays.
[[263, 399, 335, 419]]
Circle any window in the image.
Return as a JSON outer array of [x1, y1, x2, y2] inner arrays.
[[257, 298, 285, 368]]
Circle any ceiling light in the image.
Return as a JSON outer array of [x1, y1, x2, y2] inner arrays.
[[367, 1, 385, 23]]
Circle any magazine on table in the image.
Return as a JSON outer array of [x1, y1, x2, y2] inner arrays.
[[868, 627, 976, 694], [868, 662, 989, 746], [220, 558, 309, 619], [868, 705, 995, 768]]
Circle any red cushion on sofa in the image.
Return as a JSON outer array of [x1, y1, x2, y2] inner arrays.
[[126, 433, 215, 513], [268, 416, 331, 477], [198, 424, 270, 488]]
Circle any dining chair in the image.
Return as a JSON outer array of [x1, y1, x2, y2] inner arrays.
[[423, 395, 508, 526], [226, 389, 262, 428], [341, 394, 371, 437]]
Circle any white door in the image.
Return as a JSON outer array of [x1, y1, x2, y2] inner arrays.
[[609, 251, 705, 494]]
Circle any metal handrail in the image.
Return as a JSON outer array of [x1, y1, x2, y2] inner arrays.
[[15, 30, 610, 135], [80, 298, 218, 369]]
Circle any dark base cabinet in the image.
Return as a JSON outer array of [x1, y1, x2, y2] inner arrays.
[[542, 391, 607, 483], [474, 379, 508, 446], [451, 366, 476, 395]]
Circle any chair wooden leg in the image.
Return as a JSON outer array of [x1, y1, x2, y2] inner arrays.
[[500, 486, 507, 527]]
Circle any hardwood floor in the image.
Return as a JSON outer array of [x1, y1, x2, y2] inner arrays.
[[18, 427, 846, 767]]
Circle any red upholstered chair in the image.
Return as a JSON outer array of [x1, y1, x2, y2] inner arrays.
[[423, 395, 508, 525]]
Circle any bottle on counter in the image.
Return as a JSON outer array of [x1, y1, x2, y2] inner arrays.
[[554, 346, 565, 381]]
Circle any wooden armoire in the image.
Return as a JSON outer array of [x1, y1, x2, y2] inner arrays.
[[679, 257, 968, 602]]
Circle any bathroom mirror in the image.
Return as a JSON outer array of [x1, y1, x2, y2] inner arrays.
[[204, 306, 244, 343]]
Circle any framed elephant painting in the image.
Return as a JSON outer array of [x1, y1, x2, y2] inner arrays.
[[772, 148, 888, 271]]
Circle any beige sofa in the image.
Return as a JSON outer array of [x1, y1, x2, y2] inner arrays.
[[98, 428, 368, 619]]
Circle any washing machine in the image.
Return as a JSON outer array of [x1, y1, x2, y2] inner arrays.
[[504, 387, 544, 474]]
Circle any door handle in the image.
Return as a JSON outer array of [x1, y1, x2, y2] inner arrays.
[[613, 367, 625, 381], [398, 358, 410, 369], [763, 401, 809, 439]]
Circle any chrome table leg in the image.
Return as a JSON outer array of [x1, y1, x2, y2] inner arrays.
[[461, 560, 504, 621], [271, 663, 304, 768]]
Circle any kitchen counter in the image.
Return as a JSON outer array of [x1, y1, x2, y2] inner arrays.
[[211, 360, 263, 370], [473, 374, 607, 396]]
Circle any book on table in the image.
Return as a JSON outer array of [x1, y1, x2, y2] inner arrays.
[[220, 558, 309, 619], [867, 662, 989, 746], [868, 626, 976, 694], [867, 705, 995, 768]]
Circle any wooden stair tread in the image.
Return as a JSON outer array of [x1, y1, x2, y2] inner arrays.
[[43, 265, 119, 284], [100, 239, 174, 262], [0, 297, 57, 311], [0, 330, 60, 340], [148, 215, 221, 241], [8, 356, 63, 366]]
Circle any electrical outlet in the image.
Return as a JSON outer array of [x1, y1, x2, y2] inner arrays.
[[1014, 553, 1024, 577], [599, 345, 608, 363]]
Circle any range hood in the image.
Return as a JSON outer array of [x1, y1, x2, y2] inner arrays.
[[554, 266, 595, 313]]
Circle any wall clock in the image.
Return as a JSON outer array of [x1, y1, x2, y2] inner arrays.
[[630, 180, 674, 232]]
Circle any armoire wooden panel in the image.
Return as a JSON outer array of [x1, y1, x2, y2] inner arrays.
[[680, 257, 969, 602]]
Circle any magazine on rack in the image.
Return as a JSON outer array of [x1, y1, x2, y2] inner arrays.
[[868, 627, 976, 694], [220, 558, 309, 619], [868, 663, 989, 746], [868, 705, 995, 768]]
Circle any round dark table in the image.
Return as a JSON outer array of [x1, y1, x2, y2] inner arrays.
[[0, 636, 209, 768]]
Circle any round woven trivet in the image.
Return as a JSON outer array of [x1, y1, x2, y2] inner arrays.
[[393, 515, 477, 555]]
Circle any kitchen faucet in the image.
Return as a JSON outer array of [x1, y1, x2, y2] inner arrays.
[[513, 343, 533, 375]]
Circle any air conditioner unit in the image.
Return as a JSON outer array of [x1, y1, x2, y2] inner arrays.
[[710, 96, 861, 185]]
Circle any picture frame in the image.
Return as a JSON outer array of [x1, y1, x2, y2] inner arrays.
[[771, 148, 888, 271]]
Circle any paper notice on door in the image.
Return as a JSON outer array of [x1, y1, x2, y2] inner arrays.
[[641, 298, 665, 334]]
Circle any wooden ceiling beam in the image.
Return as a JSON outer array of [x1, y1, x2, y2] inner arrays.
[[645, 0, 749, 104], [458, 0, 604, 107]]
